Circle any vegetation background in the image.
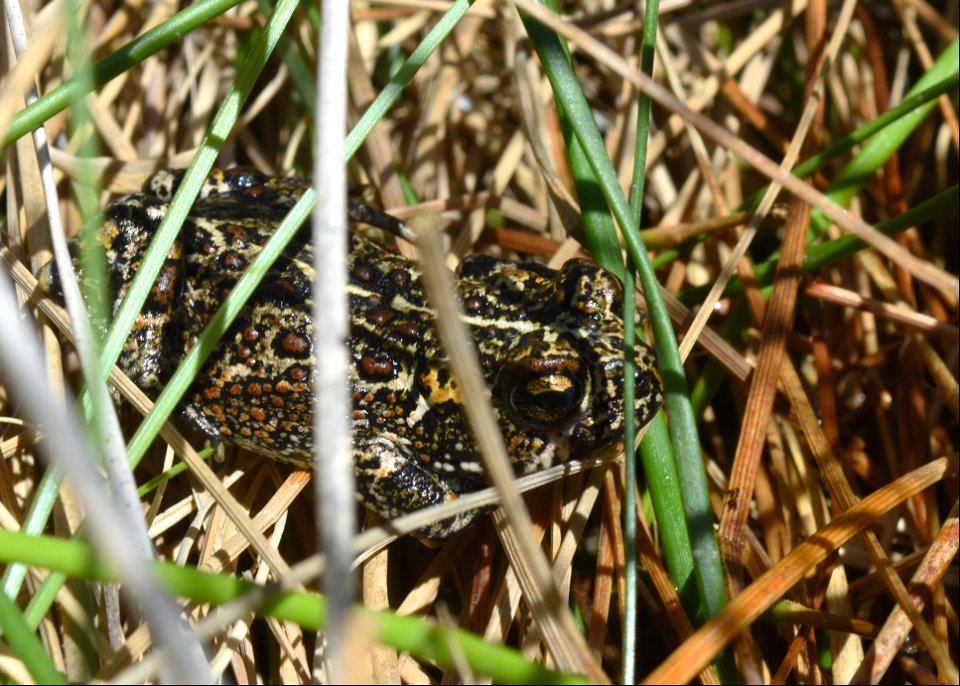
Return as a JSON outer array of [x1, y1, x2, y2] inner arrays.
[[0, 0, 957, 683]]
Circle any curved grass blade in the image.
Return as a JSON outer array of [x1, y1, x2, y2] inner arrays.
[[518, 1, 727, 674], [3, 0, 301, 621], [650, 71, 958, 273], [345, 0, 474, 160], [3, 0, 247, 147], [0, 530, 590, 685], [680, 184, 959, 306], [0, 592, 65, 684]]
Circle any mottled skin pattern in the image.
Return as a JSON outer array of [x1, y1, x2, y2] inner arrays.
[[39, 168, 663, 540]]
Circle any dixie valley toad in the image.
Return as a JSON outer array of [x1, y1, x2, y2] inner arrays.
[[40, 168, 663, 539]]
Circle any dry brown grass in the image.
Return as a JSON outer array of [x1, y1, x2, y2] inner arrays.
[[0, 0, 957, 683]]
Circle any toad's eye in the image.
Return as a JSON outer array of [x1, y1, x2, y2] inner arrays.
[[499, 355, 587, 428], [508, 374, 585, 426]]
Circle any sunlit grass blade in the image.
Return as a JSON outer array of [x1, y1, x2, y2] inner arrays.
[[345, 0, 474, 161], [3, 0, 247, 147], [2, 0, 301, 627], [0, 591, 66, 684], [0, 530, 589, 685], [517, 2, 727, 668], [680, 184, 959, 306]]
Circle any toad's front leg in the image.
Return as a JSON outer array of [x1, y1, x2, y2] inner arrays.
[[352, 426, 487, 541]]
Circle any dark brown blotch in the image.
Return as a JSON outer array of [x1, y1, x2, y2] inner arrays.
[[277, 330, 312, 358], [353, 262, 375, 282], [217, 249, 247, 271], [369, 308, 394, 326], [463, 296, 485, 315], [389, 268, 410, 288], [395, 321, 421, 342], [361, 355, 395, 378], [223, 224, 250, 247], [357, 348, 399, 381]]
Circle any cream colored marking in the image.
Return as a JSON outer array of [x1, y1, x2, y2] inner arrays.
[[389, 292, 432, 315], [405, 394, 433, 427], [346, 283, 378, 300], [290, 257, 316, 281], [460, 314, 539, 334], [457, 461, 484, 474], [352, 283, 542, 336]]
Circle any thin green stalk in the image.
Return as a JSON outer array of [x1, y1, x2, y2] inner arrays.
[[2, 0, 301, 605], [135, 448, 214, 498], [0, 530, 587, 685], [526, 8, 669, 675], [519, 0, 727, 641], [621, 265, 639, 681], [345, 0, 474, 160], [3, 0, 247, 147], [255, 0, 319, 121], [519, 5, 697, 673], [627, 2, 734, 680], [565, 130, 627, 273], [621, 0, 658, 681], [0, 592, 65, 684], [22, 571, 67, 630]]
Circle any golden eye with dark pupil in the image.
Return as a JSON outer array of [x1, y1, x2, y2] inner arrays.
[[508, 373, 584, 426]]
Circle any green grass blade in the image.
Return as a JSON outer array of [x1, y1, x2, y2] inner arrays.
[[255, 0, 319, 120], [649, 68, 957, 276], [0, 591, 65, 684], [21, 570, 67, 632], [817, 38, 958, 228], [98, 0, 301, 382], [2, 0, 299, 614], [520, 6, 701, 677], [680, 184, 959, 305], [3, 0, 246, 147], [124, 189, 315, 468], [1, 470, 62, 598], [737, 70, 959, 213], [0, 530, 588, 684], [621, 0, 659, 681], [518, 0, 726, 650], [345, 0, 474, 160]]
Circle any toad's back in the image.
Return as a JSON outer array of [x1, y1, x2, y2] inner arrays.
[[40, 168, 662, 539]]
